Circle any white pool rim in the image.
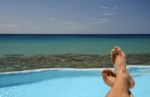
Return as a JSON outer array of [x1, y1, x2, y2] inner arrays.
[[0, 65, 150, 75]]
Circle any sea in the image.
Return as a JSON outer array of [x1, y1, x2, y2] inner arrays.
[[0, 34, 150, 57]]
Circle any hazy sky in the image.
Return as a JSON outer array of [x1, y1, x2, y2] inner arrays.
[[0, 0, 149, 34]]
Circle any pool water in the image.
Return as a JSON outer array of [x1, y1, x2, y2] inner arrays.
[[0, 67, 150, 97]]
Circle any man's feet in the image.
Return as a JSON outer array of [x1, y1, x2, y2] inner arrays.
[[102, 47, 127, 87], [102, 47, 134, 97]]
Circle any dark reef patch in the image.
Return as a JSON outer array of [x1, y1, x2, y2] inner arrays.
[[0, 54, 150, 72]]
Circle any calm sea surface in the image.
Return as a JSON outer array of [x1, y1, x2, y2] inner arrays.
[[0, 34, 150, 57]]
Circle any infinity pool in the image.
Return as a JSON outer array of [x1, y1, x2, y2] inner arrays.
[[0, 66, 150, 97]]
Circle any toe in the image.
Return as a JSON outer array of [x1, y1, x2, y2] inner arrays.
[[111, 49, 116, 63], [117, 48, 122, 56], [114, 48, 119, 56]]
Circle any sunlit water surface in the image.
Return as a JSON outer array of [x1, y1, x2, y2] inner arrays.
[[0, 66, 150, 97]]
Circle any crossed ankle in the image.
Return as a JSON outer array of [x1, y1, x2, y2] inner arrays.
[[115, 65, 127, 75]]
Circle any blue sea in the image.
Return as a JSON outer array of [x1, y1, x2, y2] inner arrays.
[[0, 34, 150, 57]]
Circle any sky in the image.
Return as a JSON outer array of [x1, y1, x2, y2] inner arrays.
[[0, 0, 150, 34]]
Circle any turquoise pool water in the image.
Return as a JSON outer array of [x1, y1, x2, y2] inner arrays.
[[0, 66, 150, 97]]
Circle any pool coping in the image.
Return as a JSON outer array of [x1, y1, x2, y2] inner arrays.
[[0, 65, 150, 75]]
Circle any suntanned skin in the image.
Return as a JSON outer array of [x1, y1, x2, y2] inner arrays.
[[102, 47, 135, 97]]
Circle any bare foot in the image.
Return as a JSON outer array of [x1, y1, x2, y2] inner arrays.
[[111, 47, 126, 73], [102, 69, 116, 87]]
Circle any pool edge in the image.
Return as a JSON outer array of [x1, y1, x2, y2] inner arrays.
[[0, 65, 150, 75]]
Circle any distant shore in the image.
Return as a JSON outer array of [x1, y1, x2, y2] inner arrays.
[[0, 54, 150, 72]]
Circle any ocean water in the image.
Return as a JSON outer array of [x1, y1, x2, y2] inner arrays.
[[0, 34, 150, 57]]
